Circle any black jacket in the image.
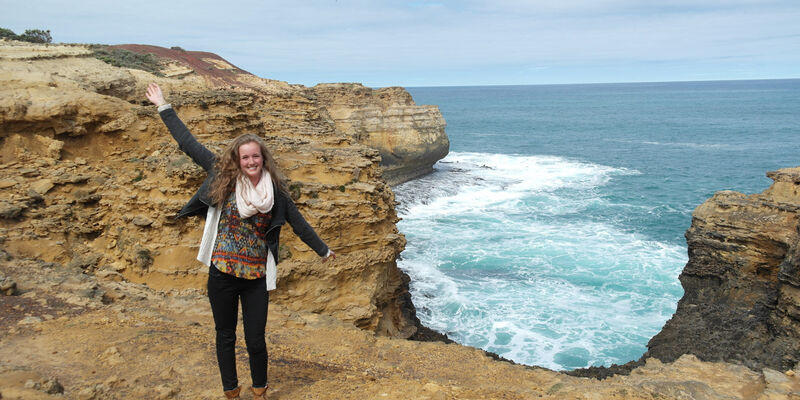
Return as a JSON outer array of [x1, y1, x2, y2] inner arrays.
[[158, 107, 329, 261]]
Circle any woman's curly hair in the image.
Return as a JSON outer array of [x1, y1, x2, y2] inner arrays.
[[208, 134, 287, 206]]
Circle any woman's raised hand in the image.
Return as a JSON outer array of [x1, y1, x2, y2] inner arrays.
[[146, 83, 166, 107]]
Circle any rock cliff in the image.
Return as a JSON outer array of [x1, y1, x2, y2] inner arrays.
[[116, 45, 451, 186], [646, 167, 800, 371], [312, 83, 449, 185], [0, 40, 418, 338]]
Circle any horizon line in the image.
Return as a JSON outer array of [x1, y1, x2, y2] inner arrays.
[[393, 77, 800, 90]]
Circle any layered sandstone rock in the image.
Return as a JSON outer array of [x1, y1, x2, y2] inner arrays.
[[0, 40, 416, 337], [113, 45, 450, 186], [312, 83, 449, 185], [646, 167, 800, 371]]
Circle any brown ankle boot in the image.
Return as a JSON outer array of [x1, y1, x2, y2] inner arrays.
[[251, 386, 268, 399], [223, 386, 241, 399]]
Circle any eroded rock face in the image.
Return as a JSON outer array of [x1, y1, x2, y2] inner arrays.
[[646, 167, 800, 371], [312, 83, 449, 185], [111, 45, 450, 186], [0, 40, 417, 337]]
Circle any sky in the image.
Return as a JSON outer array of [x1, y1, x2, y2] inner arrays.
[[4, 0, 800, 87]]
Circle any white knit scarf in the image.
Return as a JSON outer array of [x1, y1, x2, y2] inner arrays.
[[235, 170, 274, 218]]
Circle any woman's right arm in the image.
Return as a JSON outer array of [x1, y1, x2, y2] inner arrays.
[[146, 83, 216, 172]]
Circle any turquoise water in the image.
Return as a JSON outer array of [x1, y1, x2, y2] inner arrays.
[[397, 79, 800, 370]]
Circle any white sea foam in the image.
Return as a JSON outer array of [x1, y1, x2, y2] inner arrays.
[[398, 152, 637, 217], [604, 138, 734, 149], [396, 152, 686, 369]]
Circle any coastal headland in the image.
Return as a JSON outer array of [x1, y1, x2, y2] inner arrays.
[[1, 40, 799, 399]]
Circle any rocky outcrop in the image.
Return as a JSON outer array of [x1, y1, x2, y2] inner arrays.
[[111, 45, 450, 186], [312, 83, 449, 185], [0, 40, 417, 338], [646, 167, 800, 371]]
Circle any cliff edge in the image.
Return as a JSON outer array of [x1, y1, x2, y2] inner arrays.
[[312, 83, 449, 185], [0, 40, 417, 338], [646, 167, 800, 371]]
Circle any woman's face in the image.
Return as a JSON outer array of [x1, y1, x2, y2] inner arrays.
[[238, 141, 263, 184]]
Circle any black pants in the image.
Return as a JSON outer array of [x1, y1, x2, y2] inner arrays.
[[207, 265, 269, 391]]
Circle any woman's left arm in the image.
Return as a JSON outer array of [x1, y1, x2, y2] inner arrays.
[[285, 196, 334, 261]]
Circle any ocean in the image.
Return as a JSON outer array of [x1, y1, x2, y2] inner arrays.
[[397, 79, 800, 370]]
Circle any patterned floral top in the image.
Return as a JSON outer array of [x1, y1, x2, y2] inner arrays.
[[211, 193, 272, 279]]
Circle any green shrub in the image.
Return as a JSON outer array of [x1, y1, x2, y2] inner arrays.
[[134, 246, 153, 270], [0, 28, 17, 40], [288, 183, 302, 200], [546, 383, 564, 395], [90, 45, 163, 76], [278, 244, 292, 260], [20, 29, 52, 43], [0, 27, 52, 43]]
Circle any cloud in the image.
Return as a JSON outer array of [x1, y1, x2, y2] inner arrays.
[[4, 0, 799, 86]]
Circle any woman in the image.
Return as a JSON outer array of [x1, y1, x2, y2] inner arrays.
[[145, 83, 335, 399]]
